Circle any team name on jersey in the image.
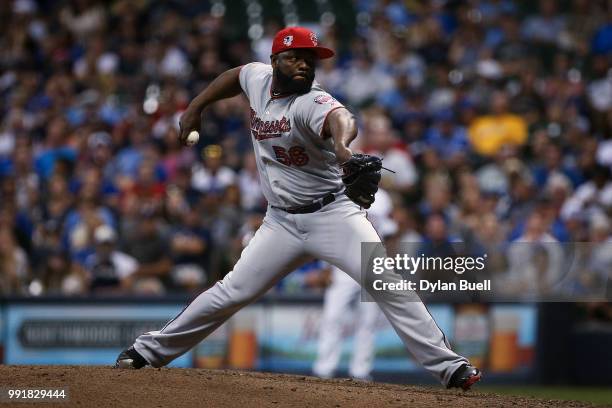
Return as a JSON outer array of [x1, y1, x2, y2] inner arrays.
[[250, 108, 291, 141]]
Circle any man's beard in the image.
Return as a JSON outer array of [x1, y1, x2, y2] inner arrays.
[[274, 68, 314, 95]]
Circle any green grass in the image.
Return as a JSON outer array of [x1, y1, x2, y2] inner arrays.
[[479, 386, 612, 406]]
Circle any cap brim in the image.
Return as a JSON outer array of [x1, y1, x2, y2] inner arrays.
[[314, 47, 334, 59]]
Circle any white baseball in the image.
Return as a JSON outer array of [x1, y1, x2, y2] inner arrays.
[[185, 130, 199, 146]]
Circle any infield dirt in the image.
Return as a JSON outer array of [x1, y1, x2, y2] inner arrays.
[[0, 366, 600, 408]]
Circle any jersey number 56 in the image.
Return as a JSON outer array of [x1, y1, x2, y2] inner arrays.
[[272, 145, 309, 167]]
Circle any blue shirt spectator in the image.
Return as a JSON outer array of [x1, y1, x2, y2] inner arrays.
[[424, 110, 470, 160]]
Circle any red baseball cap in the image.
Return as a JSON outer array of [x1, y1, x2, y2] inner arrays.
[[271, 26, 335, 59]]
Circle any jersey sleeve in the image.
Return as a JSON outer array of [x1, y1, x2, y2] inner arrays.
[[298, 90, 345, 138], [239, 62, 271, 100]]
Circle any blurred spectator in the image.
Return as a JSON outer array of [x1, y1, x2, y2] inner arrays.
[[468, 91, 528, 156], [60, 0, 107, 38], [363, 113, 418, 193], [84, 225, 138, 295], [455, 172, 486, 233], [585, 214, 612, 284], [561, 165, 612, 221], [495, 14, 532, 76], [87, 132, 114, 180], [567, 214, 612, 296], [0, 227, 28, 295], [341, 52, 394, 107], [423, 212, 457, 246], [509, 196, 571, 242], [131, 160, 166, 204], [122, 208, 171, 295], [521, 0, 566, 45], [424, 109, 470, 168], [586, 55, 612, 135], [111, 123, 152, 190], [8, 139, 40, 211], [34, 116, 77, 181], [510, 70, 545, 125], [497, 164, 536, 226], [160, 126, 196, 184], [31, 210, 76, 292], [448, 18, 486, 72], [471, 212, 508, 274], [591, 16, 612, 55], [63, 193, 115, 264], [31, 247, 86, 296], [238, 152, 264, 211], [39, 175, 73, 233], [316, 57, 345, 98], [393, 206, 421, 242], [532, 142, 582, 189], [505, 212, 565, 296], [418, 213, 461, 285], [419, 174, 456, 221], [564, 0, 606, 55], [169, 206, 210, 291], [191, 144, 236, 193], [381, 37, 426, 89], [252, 20, 283, 63]]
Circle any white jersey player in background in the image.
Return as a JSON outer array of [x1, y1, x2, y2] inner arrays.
[[115, 26, 482, 390]]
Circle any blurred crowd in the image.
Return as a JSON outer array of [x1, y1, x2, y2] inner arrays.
[[0, 0, 611, 297]]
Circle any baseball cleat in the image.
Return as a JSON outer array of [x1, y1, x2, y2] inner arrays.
[[447, 364, 482, 391], [114, 346, 148, 369]]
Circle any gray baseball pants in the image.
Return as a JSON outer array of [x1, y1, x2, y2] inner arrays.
[[133, 195, 468, 385]]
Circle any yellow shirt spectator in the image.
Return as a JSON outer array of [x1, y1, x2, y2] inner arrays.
[[468, 113, 527, 157]]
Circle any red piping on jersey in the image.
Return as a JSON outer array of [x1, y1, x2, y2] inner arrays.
[[319, 106, 345, 139]]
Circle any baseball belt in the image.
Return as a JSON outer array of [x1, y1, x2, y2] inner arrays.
[[272, 192, 336, 214]]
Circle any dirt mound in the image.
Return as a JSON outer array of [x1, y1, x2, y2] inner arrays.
[[0, 366, 596, 408]]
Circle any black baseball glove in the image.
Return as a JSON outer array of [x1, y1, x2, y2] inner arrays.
[[340, 153, 382, 209]]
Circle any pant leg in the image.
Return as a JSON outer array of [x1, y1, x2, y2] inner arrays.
[[312, 267, 356, 378], [349, 300, 380, 379], [134, 210, 308, 367], [303, 196, 468, 386]]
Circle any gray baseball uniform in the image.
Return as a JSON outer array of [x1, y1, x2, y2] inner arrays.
[[132, 63, 468, 385], [242, 62, 344, 207]]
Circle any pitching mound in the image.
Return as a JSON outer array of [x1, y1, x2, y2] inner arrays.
[[0, 366, 595, 408]]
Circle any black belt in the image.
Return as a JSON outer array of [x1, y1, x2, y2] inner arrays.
[[272, 193, 336, 214]]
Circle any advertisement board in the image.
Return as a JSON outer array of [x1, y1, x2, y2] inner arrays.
[[257, 304, 454, 373], [1, 300, 537, 376], [250, 303, 535, 374], [4, 303, 193, 366]]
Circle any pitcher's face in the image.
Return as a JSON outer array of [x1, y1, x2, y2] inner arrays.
[[272, 49, 318, 95]]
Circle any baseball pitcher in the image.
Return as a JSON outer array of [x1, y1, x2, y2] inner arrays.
[[115, 26, 481, 390]]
